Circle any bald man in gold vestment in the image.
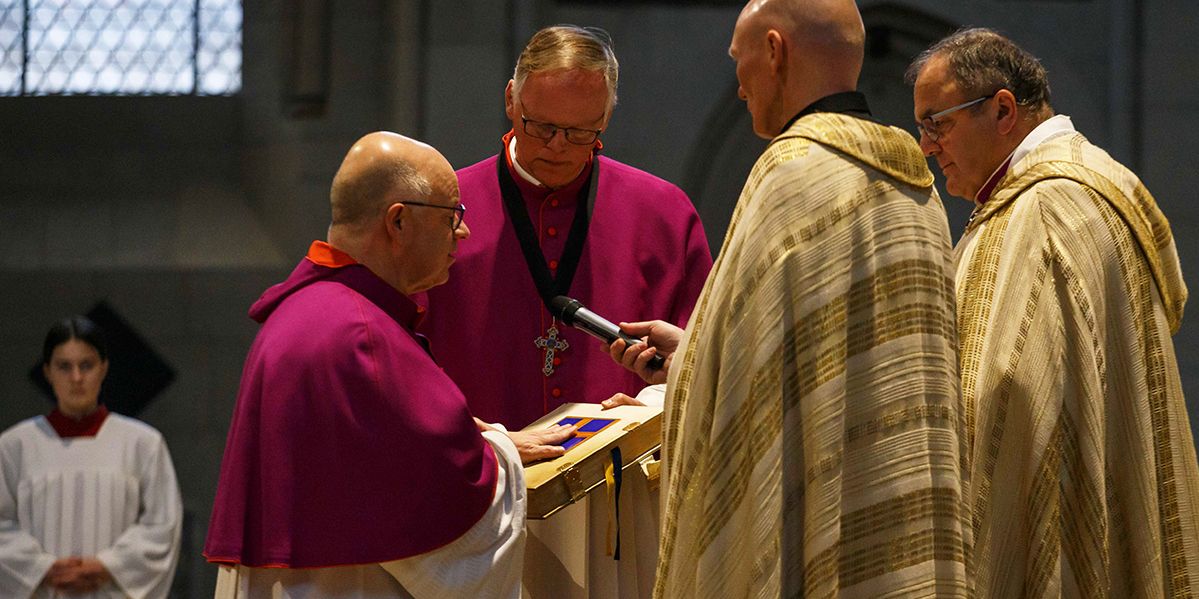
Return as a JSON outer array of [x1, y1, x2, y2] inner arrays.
[[609, 1, 969, 596]]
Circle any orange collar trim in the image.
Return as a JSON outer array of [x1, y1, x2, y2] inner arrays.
[[305, 240, 358, 268], [502, 129, 516, 165]]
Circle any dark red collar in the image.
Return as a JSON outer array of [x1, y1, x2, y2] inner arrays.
[[976, 157, 1013, 204], [47, 404, 109, 438]]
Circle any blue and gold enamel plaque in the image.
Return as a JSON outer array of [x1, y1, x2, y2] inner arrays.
[[556, 417, 617, 451]]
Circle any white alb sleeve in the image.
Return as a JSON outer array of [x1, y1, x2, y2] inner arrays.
[[634, 383, 667, 408], [380, 431, 526, 599]]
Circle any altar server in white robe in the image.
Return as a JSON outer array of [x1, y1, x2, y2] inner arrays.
[[0, 315, 183, 599]]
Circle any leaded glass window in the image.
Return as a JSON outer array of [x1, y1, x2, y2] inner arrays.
[[0, 0, 241, 96]]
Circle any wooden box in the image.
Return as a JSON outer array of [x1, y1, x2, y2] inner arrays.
[[521, 402, 662, 519]]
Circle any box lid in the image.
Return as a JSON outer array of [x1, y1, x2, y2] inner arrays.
[[521, 402, 662, 519]]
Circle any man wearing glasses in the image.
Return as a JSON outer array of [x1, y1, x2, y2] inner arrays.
[[206, 132, 572, 598], [419, 24, 711, 599], [910, 28, 1199, 597], [421, 25, 712, 434]]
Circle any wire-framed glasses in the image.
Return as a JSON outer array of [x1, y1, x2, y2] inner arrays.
[[521, 115, 602, 145], [917, 91, 998, 142], [402, 201, 466, 230]]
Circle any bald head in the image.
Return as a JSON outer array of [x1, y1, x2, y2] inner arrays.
[[731, 0, 864, 137], [326, 132, 467, 295], [330, 132, 454, 229]]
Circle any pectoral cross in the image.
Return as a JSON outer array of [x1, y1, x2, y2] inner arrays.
[[534, 324, 570, 377]]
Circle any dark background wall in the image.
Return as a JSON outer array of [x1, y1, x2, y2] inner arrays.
[[1, 1, 1195, 596]]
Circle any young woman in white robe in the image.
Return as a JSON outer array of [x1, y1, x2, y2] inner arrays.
[[0, 316, 183, 599]]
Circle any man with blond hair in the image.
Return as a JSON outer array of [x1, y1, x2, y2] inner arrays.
[[422, 25, 712, 431], [910, 28, 1199, 597], [419, 25, 712, 599]]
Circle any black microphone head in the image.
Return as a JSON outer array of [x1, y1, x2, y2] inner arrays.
[[550, 296, 582, 323]]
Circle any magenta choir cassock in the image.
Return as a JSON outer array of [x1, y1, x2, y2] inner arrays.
[[203, 247, 499, 568], [422, 145, 712, 430]]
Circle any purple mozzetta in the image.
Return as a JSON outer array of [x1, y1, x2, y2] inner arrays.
[[422, 144, 712, 430], [205, 242, 498, 568]]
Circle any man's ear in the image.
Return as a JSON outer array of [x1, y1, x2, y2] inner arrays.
[[386, 203, 405, 237], [994, 89, 1019, 135], [505, 80, 517, 121], [766, 29, 785, 74]]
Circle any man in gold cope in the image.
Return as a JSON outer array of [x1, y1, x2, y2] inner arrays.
[[610, 0, 968, 596], [910, 28, 1199, 597]]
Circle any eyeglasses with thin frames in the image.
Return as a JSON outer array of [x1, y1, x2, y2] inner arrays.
[[521, 115, 602, 145], [402, 201, 466, 231], [917, 91, 998, 142]]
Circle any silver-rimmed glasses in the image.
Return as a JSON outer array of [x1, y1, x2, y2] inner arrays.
[[402, 201, 466, 230], [917, 91, 998, 142], [521, 115, 602, 145]]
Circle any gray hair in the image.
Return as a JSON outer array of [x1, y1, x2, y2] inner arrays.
[[512, 25, 619, 114], [906, 27, 1051, 116], [330, 160, 431, 227]]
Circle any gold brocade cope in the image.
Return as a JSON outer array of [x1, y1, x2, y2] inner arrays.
[[954, 130, 1199, 598], [966, 132, 1186, 333], [656, 113, 969, 598], [785, 111, 937, 188]]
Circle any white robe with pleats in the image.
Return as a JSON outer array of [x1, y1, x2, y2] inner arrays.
[[0, 413, 183, 599]]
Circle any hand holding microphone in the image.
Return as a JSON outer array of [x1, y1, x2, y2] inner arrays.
[[550, 296, 683, 384]]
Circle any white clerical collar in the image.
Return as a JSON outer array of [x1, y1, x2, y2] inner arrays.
[[975, 114, 1076, 202], [1012, 114, 1075, 168], [507, 136, 546, 187]]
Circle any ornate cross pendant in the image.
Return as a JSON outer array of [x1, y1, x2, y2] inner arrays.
[[534, 325, 570, 377]]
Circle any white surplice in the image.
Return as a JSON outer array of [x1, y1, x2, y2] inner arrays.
[[522, 465, 659, 599], [522, 387, 665, 599], [0, 413, 183, 599], [214, 429, 526, 599]]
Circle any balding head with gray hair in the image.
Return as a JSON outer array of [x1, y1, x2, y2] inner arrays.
[[511, 25, 619, 116], [330, 135, 433, 228], [326, 132, 466, 295], [906, 28, 1053, 121]]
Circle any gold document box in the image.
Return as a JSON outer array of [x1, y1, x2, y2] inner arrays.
[[521, 402, 662, 519]]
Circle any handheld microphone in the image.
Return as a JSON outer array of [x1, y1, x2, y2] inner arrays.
[[550, 296, 666, 370]]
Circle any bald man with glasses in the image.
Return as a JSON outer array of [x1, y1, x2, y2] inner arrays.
[[910, 28, 1199, 598], [205, 132, 574, 599]]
